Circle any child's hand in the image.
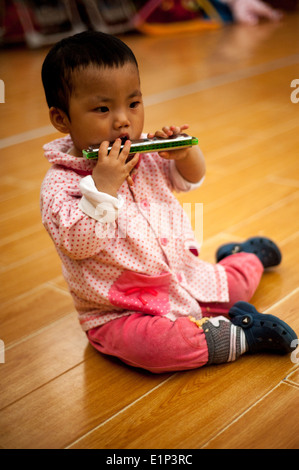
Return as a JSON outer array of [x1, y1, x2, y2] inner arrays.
[[147, 124, 190, 160], [92, 138, 139, 197]]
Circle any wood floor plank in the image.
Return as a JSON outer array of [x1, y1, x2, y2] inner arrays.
[[47, 274, 70, 292], [286, 367, 299, 386], [1, 284, 74, 345], [145, 63, 298, 151], [0, 136, 59, 182], [0, 188, 41, 222], [203, 383, 299, 449], [0, 351, 170, 449], [183, 184, 299, 241], [227, 192, 299, 244], [68, 355, 297, 450], [0, 246, 62, 303], [1, 202, 41, 239], [0, 229, 53, 265], [0, 314, 87, 409], [249, 235, 299, 311], [205, 126, 299, 184]]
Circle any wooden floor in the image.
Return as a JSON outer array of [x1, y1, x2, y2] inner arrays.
[[0, 13, 299, 450]]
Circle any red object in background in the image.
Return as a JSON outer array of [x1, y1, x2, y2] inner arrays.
[[144, 0, 202, 24], [1, 0, 25, 44]]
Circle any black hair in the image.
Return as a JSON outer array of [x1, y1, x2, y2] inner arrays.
[[41, 30, 138, 117]]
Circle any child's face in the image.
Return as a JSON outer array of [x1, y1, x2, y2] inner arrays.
[[66, 63, 144, 157]]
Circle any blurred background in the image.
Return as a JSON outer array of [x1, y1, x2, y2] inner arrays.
[[1, 0, 298, 49]]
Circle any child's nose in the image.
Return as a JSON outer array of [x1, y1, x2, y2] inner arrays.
[[114, 110, 130, 129]]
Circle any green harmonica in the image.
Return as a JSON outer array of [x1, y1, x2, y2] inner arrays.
[[82, 133, 199, 159]]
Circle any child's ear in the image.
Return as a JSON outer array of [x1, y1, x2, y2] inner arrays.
[[49, 107, 70, 134]]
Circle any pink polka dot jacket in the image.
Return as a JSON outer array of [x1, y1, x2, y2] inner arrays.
[[40, 136, 229, 331]]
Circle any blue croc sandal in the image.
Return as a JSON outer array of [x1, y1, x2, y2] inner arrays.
[[229, 301, 297, 354], [216, 236, 282, 268]]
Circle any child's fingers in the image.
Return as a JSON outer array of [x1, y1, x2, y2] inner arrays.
[[126, 153, 140, 186], [170, 124, 189, 134], [97, 140, 110, 159], [162, 126, 173, 136], [158, 151, 170, 159], [127, 152, 140, 169], [123, 152, 140, 173], [153, 129, 169, 138], [118, 139, 132, 162], [169, 125, 179, 135], [147, 128, 171, 139], [126, 175, 134, 186], [108, 138, 122, 158], [148, 124, 189, 140]]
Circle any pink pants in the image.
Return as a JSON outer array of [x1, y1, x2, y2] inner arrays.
[[87, 253, 264, 373]]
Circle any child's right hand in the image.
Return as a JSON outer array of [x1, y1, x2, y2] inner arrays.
[[92, 138, 139, 197]]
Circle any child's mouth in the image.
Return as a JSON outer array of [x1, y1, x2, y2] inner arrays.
[[118, 134, 130, 145]]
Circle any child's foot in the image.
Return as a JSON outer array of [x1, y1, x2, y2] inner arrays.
[[229, 301, 297, 354], [216, 236, 282, 268]]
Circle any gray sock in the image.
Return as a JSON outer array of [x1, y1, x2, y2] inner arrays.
[[201, 316, 248, 365]]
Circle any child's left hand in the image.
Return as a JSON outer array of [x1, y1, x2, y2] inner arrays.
[[147, 124, 190, 160]]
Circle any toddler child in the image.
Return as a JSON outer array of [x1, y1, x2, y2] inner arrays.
[[40, 31, 297, 373]]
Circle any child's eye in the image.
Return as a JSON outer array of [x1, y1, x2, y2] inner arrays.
[[96, 106, 109, 113], [130, 101, 140, 109]]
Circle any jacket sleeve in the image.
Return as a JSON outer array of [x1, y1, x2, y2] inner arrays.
[[40, 168, 120, 260], [79, 175, 124, 222], [168, 160, 205, 193]]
